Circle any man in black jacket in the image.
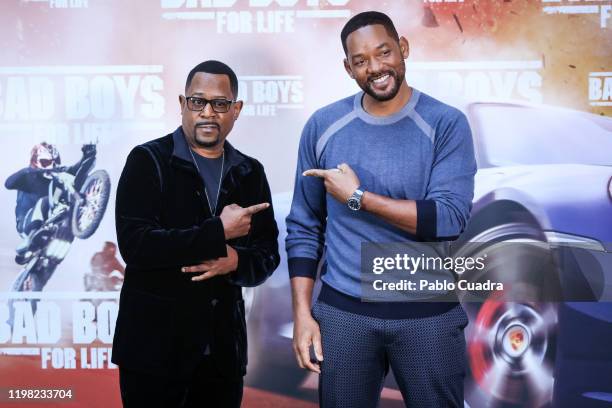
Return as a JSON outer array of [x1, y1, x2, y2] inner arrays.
[[112, 60, 280, 407]]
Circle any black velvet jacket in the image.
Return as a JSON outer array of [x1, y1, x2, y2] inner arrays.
[[111, 127, 280, 379]]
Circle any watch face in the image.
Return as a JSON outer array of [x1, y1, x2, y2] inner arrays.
[[347, 198, 361, 211]]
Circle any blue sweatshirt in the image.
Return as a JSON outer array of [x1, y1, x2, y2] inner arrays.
[[285, 89, 476, 314]]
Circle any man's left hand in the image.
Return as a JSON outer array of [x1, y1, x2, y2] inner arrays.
[[303, 163, 360, 203], [182, 245, 238, 281]]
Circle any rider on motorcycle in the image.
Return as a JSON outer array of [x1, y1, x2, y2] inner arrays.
[[84, 241, 125, 292], [4, 142, 96, 264]]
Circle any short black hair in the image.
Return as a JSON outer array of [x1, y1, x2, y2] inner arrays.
[[340, 11, 400, 55], [185, 60, 239, 99]]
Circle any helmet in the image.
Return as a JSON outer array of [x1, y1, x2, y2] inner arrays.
[[30, 142, 61, 169]]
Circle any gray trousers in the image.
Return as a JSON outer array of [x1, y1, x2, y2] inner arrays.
[[312, 301, 468, 408]]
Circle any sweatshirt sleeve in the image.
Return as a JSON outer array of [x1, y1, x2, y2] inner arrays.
[[415, 110, 476, 240], [285, 114, 327, 280]]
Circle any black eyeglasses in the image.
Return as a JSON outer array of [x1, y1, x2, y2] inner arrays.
[[185, 96, 235, 113]]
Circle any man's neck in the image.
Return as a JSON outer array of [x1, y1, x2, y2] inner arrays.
[[362, 81, 412, 117]]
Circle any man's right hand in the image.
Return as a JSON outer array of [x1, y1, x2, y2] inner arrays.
[[293, 311, 323, 373], [219, 202, 269, 240]]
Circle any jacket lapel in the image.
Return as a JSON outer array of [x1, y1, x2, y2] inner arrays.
[[170, 126, 254, 216]]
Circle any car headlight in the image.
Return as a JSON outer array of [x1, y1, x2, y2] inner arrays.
[[544, 231, 605, 252]]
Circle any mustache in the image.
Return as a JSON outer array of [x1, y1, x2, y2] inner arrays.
[[195, 121, 220, 129]]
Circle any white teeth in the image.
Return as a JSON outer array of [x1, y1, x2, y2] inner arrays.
[[373, 74, 390, 84]]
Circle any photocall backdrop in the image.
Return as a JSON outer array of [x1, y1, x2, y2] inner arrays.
[[1, 0, 611, 407]]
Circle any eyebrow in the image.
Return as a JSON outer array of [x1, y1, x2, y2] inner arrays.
[[188, 92, 230, 99]]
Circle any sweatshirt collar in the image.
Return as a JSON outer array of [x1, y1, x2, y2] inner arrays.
[[353, 88, 420, 125]]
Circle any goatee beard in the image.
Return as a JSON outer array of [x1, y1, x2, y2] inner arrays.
[[362, 64, 405, 102], [194, 125, 221, 148], [195, 136, 220, 148]]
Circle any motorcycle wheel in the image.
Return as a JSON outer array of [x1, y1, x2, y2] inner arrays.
[[71, 170, 111, 239], [8, 256, 59, 327]]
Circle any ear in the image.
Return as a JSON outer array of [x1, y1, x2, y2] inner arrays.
[[399, 36, 409, 60], [179, 95, 186, 115], [343, 58, 355, 79], [232, 100, 243, 120]]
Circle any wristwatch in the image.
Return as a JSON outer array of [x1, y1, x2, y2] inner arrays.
[[347, 188, 364, 211]]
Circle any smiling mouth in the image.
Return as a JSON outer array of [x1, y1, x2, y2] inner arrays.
[[370, 73, 391, 84]]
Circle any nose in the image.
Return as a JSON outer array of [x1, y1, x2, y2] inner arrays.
[[199, 101, 217, 118], [367, 58, 384, 75]]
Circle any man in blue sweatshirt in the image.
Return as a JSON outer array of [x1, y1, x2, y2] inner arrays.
[[286, 11, 476, 408]]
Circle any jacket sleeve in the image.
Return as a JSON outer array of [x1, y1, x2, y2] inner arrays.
[[4, 168, 43, 193], [115, 146, 227, 269], [227, 161, 280, 287], [285, 114, 327, 280], [415, 110, 476, 240], [66, 155, 94, 177]]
